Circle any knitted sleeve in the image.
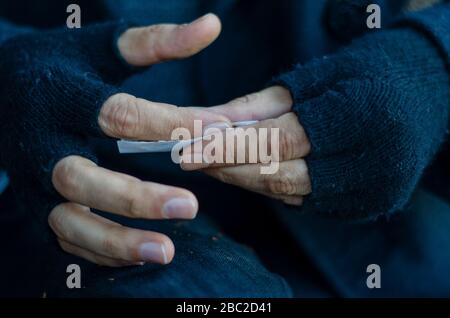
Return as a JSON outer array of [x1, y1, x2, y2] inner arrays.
[[0, 20, 143, 236], [272, 4, 450, 221]]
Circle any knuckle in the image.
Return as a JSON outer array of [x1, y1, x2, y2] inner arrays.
[[143, 25, 167, 60], [168, 108, 184, 131], [101, 94, 141, 138], [276, 113, 311, 158], [231, 92, 260, 106], [264, 169, 298, 195], [144, 24, 165, 37], [123, 181, 146, 218], [171, 28, 194, 55], [161, 111, 185, 138], [102, 227, 123, 259], [278, 128, 297, 161]]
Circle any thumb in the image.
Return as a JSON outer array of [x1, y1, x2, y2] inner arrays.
[[204, 86, 293, 121], [118, 13, 222, 66]]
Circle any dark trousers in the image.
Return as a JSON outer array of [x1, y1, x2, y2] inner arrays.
[[3, 150, 449, 297], [0, 182, 316, 297]]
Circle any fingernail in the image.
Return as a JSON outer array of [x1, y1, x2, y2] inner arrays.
[[138, 242, 168, 264], [162, 198, 197, 219]]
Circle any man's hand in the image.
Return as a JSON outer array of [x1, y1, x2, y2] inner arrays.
[[0, 14, 228, 267], [49, 14, 228, 267], [180, 86, 312, 206], [182, 26, 450, 220]]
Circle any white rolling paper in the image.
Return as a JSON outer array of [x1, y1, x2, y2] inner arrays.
[[117, 121, 259, 154]]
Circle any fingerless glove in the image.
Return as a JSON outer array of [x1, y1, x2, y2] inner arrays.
[[273, 4, 450, 220], [0, 21, 141, 235]]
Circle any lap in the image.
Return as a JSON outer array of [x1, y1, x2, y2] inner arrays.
[[0, 195, 292, 297]]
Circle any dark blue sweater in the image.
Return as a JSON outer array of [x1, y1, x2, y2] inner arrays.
[[1, 0, 450, 296], [1, 0, 449, 218]]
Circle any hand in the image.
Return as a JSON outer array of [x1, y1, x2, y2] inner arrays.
[[0, 14, 228, 266], [183, 28, 450, 219], [180, 86, 312, 206]]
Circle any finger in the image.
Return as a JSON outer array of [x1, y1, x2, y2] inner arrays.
[[58, 239, 143, 267], [48, 203, 174, 264], [180, 112, 310, 170], [204, 159, 312, 197], [52, 156, 198, 220], [50, 14, 223, 139], [99, 93, 230, 140], [204, 86, 293, 121], [118, 13, 221, 66]]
